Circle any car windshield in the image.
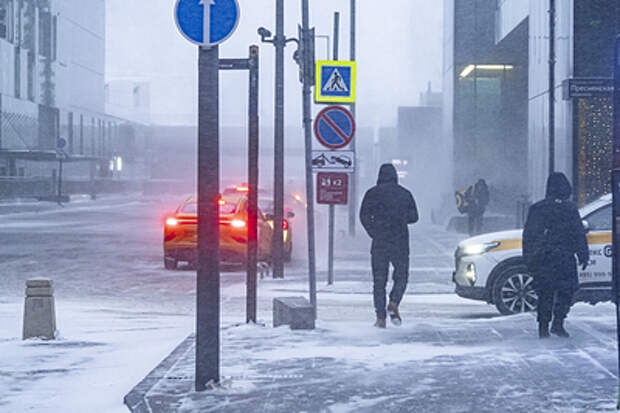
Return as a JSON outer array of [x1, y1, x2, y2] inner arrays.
[[258, 199, 274, 214], [179, 202, 237, 215]]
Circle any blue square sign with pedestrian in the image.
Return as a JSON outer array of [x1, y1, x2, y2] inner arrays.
[[315, 61, 357, 103]]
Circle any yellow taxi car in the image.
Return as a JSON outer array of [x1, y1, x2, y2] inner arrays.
[[259, 198, 294, 262], [453, 194, 612, 315], [163, 191, 273, 269]]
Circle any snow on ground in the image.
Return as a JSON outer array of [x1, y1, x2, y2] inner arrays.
[[1, 195, 618, 412], [0, 300, 192, 413]]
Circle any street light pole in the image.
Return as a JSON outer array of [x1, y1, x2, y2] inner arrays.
[[548, 0, 556, 174], [272, 0, 286, 279], [301, 0, 317, 317]]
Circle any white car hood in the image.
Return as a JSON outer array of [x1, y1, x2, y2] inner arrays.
[[458, 229, 523, 248]]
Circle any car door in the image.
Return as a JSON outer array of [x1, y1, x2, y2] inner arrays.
[[581, 204, 612, 288], [257, 209, 273, 261]]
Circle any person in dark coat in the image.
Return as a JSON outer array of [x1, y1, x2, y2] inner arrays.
[[466, 179, 490, 236], [522, 172, 589, 338], [359, 164, 419, 328]]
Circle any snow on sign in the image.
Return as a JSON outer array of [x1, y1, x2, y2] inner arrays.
[[314, 106, 356, 149], [315, 61, 357, 103], [175, 0, 240, 47]]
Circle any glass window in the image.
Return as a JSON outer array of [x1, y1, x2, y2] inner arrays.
[[181, 203, 197, 214], [0, 0, 10, 40], [586, 204, 611, 231]]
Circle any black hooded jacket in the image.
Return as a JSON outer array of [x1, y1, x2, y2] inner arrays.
[[359, 164, 419, 254], [522, 173, 589, 290]]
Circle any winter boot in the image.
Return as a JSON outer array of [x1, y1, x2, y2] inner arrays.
[[387, 301, 402, 326], [550, 319, 570, 338], [538, 322, 550, 339], [374, 318, 386, 329]]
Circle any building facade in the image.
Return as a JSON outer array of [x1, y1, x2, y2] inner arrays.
[[0, 0, 149, 198], [444, 0, 619, 209]]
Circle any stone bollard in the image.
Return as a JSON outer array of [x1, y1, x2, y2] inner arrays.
[[23, 278, 56, 340]]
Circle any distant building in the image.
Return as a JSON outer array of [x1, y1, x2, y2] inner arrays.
[[443, 0, 619, 206], [0, 0, 150, 198]]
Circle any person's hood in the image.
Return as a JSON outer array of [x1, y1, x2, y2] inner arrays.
[[377, 164, 398, 185], [545, 172, 571, 200]]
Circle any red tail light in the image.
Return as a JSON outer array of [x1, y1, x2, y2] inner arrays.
[[282, 219, 289, 230], [165, 217, 178, 227]]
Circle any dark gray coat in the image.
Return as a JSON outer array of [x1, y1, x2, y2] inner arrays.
[[359, 164, 419, 255], [522, 173, 589, 291]]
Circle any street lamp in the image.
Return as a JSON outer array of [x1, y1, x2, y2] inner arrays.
[[257, 3, 299, 280]]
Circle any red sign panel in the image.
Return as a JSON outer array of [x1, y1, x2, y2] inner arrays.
[[317, 172, 349, 205]]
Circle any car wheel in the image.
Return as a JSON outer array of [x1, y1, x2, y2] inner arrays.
[[164, 256, 178, 270], [492, 265, 537, 315]]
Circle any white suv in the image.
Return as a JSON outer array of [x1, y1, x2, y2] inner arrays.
[[453, 194, 612, 315]]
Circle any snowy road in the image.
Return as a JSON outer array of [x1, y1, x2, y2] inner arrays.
[[0, 195, 618, 412]]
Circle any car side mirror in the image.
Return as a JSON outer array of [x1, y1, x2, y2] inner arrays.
[[582, 220, 590, 233], [287, 211, 295, 219]]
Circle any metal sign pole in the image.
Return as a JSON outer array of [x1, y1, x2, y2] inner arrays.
[[613, 35, 620, 410], [196, 45, 220, 391], [301, 0, 317, 318], [327, 11, 340, 286], [348, 0, 357, 237], [247, 46, 260, 323]]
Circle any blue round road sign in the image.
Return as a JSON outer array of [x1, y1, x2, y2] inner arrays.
[[175, 0, 240, 47], [314, 106, 356, 149]]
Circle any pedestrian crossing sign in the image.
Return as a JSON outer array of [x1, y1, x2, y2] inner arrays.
[[315, 61, 357, 103]]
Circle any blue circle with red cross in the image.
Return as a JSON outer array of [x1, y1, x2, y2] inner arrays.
[[314, 106, 356, 149]]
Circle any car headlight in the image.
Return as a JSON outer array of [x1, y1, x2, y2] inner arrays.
[[458, 241, 500, 257]]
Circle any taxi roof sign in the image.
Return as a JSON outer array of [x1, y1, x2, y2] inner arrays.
[[315, 61, 356, 103]]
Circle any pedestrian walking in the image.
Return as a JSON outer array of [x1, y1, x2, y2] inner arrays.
[[360, 164, 419, 328], [466, 179, 490, 236], [522, 172, 589, 339]]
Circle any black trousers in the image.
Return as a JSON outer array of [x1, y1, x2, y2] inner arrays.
[[468, 212, 483, 236], [372, 250, 409, 320], [536, 287, 573, 324]]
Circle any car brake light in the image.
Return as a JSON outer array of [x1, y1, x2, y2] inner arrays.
[[165, 217, 178, 227], [231, 219, 246, 228], [236, 185, 249, 192], [218, 198, 226, 206], [282, 219, 289, 230]]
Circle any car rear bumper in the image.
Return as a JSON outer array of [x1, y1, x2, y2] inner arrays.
[[165, 247, 247, 264]]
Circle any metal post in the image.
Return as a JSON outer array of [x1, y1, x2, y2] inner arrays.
[[612, 35, 620, 410], [327, 12, 340, 286], [348, 0, 357, 237], [272, 0, 286, 279], [247, 46, 260, 323], [196, 45, 220, 391], [301, 0, 317, 317], [57, 158, 63, 204], [548, 0, 556, 174]]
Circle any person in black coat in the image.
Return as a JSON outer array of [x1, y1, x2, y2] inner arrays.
[[522, 172, 589, 338], [466, 179, 490, 236], [360, 164, 419, 328]]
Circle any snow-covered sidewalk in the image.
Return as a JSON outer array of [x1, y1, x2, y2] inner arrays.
[[125, 276, 619, 413]]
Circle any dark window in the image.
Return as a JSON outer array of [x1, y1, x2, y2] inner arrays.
[[0, 167, 7, 176], [38, 10, 51, 58], [18, 167, 24, 177], [586, 204, 611, 232], [0, 0, 10, 40]]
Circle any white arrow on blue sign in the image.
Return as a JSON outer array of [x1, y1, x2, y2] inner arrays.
[[175, 0, 240, 47]]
